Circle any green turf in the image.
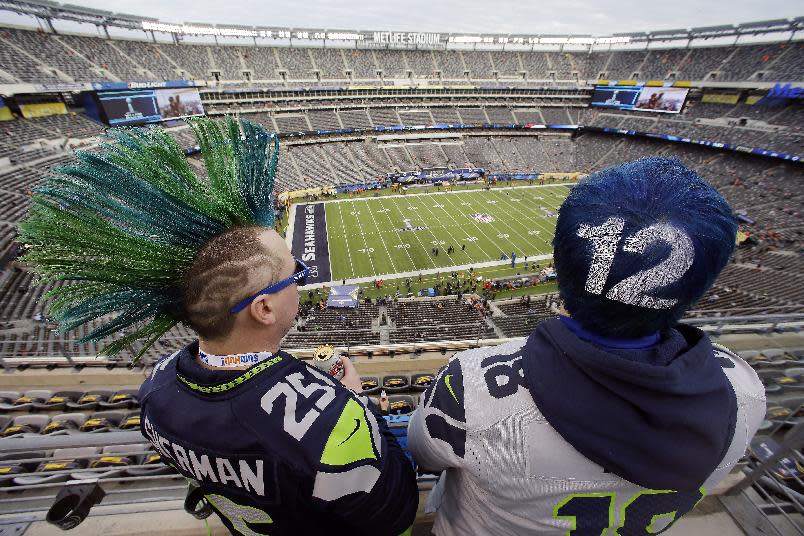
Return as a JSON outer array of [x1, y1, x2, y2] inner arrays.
[[322, 185, 570, 281]]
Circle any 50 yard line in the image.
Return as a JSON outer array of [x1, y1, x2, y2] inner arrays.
[[414, 191, 492, 260], [362, 198, 398, 274], [374, 197, 418, 269], [440, 190, 518, 257]]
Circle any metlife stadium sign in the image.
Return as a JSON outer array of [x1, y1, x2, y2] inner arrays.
[[372, 32, 441, 45], [140, 21, 629, 47]]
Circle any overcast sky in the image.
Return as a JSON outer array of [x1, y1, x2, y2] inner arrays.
[[17, 0, 804, 35]]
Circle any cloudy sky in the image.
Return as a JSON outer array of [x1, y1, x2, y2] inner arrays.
[[15, 0, 804, 35]]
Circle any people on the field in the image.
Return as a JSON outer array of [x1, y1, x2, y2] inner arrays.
[[408, 157, 764, 535]]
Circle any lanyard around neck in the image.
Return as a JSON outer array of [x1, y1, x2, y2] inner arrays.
[[198, 349, 275, 368]]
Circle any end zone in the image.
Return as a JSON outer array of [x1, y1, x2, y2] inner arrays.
[[289, 203, 332, 284]]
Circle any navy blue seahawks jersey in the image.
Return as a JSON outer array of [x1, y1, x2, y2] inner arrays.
[[139, 341, 417, 536]]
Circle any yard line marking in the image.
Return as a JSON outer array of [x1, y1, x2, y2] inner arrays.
[[479, 190, 545, 256], [349, 201, 378, 277], [403, 195, 456, 268], [363, 198, 398, 274], [416, 190, 492, 259], [375, 197, 417, 268], [335, 201, 357, 279], [440, 190, 519, 258], [325, 185, 572, 280], [494, 188, 565, 257], [411, 194, 471, 255], [384, 195, 438, 270], [503, 185, 565, 223], [489, 189, 557, 244]]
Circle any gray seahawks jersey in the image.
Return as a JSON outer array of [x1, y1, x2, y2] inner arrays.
[[408, 332, 765, 536]]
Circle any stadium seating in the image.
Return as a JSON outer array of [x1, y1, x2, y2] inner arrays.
[[0, 127, 801, 364], [0, 23, 801, 365], [0, 23, 801, 534], [1, 27, 803, 85]]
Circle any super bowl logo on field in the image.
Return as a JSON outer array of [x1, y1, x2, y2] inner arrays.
[[471, 213, 495, 223]]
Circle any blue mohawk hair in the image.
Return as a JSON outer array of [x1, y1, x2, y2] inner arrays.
[[552, 156, 737, 338]]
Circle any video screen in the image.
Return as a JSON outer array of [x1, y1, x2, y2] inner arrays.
[[591, 85, 688, 114], [634, 86, 689, 113], [98, 89, 161, 126], [591, 86, 641, 110], [97, 87, 205, 126], [155, 88, 205, 119]]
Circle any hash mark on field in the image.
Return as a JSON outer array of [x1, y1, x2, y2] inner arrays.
[[352, 202, 377, 277], [309, 183, 574, 205], [412, 194, 483, 262], [480, 191, 547, 251], [490, 190, 556, 244], [439, 192, 503, 258], [335, 201, 357, 279], [406, 195, 457, 264], [495, 191, 558, 256], [363, 199, 398, 274], [379, 197, 435, 270]]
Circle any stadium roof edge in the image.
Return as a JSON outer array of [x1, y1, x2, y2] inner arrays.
[[114, 12, 159, 23], [18, 0, 60, 7], [650, 28, 689, 37], [60, 2, 112, 16], [0, 0, 799, 47], [691, 25, 735, 33], [221, 23, 256, 30], [738, 19, 790, 29]]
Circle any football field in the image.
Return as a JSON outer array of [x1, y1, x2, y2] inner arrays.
[[289, 184, 571, 284]]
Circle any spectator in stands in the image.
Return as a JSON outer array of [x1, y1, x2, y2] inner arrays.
[[408, 157, 764, 535], [140, 227, 416, 535], [20, 118, 417, 536]]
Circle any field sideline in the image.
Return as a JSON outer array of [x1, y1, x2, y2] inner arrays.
[[289, 184, 571, 283]]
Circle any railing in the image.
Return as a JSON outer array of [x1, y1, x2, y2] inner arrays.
[[721, 422, 804, 536], [0, 312, 802, 365]]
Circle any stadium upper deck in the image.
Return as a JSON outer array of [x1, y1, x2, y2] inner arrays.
[[0, 25, 801, 86]]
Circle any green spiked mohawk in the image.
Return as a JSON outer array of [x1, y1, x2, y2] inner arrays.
[[17, 117, 280, 362]]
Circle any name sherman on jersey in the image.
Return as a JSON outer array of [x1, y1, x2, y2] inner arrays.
[[138, 341, 418, 536], [408, 318, 765, 536], [142, 415, 267, 497]]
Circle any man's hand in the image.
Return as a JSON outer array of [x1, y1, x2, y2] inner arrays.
[[339, 356, 363, 392]]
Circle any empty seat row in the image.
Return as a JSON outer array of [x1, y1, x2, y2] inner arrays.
[[0, 444, 171, 487], [0, 409, 141, 437], [0, 389, 138, 412], [360, 372, 436, 395]]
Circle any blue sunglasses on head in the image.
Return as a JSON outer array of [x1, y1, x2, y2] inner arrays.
[[230, 259, 310, 314]]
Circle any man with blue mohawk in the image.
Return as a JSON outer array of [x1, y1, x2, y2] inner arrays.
[[408, 157, 765, 535], [19, 118, 417, 536]]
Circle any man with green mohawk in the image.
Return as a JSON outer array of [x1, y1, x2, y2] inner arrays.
[[19, 117, 418, 536]]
